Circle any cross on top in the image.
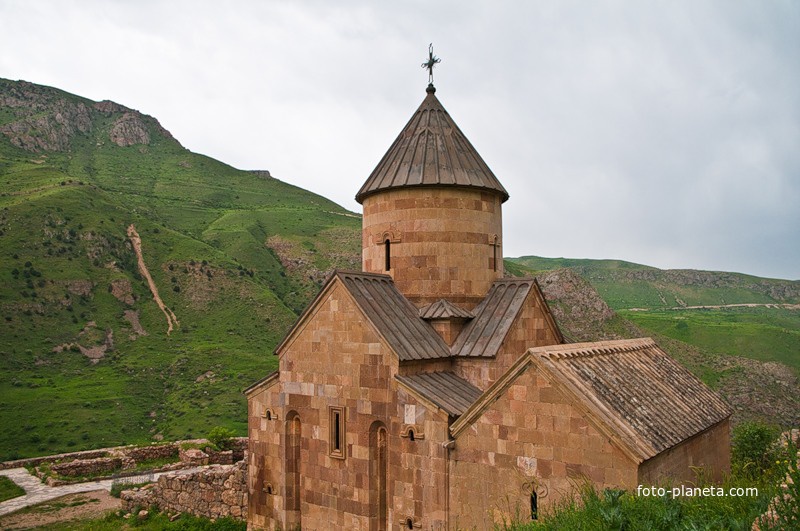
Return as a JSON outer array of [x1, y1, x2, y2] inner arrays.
[[421, 43, 441, 86]]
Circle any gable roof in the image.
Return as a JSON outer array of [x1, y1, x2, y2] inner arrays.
[[244, 370, 279, 397], [356, 87, 509, 204], [451, 278, 563, 358], [396, 372, 483, 417], [451, 338, 731, 462], [529, 338, 732, 460], [274, 270, 451, 362], [419, 299, 475, 320]]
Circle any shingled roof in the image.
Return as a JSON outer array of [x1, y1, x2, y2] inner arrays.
[[396, 371, 483, 417], [530, 338, 732, 460], [356, 87, 509, 204], [451, 279, 535, 358]]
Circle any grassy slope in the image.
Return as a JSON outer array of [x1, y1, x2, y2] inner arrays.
[[0, 79, 360, 460], [508, 256, 800, 376]]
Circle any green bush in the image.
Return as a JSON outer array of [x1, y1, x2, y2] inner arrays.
[[732, 421, 780, 480], [207, 426, 236, 451]]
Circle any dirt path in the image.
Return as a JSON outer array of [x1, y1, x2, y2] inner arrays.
[[625, 303, 800, 312], [127, 224, 179, 334], [0, 490, 120, 530]]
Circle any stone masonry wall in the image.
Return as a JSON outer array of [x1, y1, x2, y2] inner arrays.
[[450, 368, 639, 529], [122, 460, 248, 520], [51, 457, 123, 477], [361, 188, 503, 309], [247, 281, 451, 530], [639, 419, 731, 485]]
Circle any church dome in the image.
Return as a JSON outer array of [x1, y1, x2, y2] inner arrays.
[[356, 86, 509, 204]]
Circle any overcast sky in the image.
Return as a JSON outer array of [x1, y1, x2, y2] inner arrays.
[[1, 1, 798, 280]]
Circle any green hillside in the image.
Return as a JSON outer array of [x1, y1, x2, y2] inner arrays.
[[0, 78, 360, 460], [508, 256, 800, 374]]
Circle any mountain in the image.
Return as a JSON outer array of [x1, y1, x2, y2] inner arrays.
[[0, 78, 361, 460], [508, 256, 800, 425]]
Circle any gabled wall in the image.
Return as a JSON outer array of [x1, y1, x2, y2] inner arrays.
[[449, 368, 638, 529], [247, 280, 452, 530], [453, 286, 562, 390]]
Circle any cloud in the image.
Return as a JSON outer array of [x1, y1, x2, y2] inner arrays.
[[1, 0, 797, 279]]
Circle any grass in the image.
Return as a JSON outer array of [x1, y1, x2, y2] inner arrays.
[[41, 510, 246, 530], [0, 475, 25, 502], [0, 78, 360, 460], [500, 478, 775, 530], [507, 257, 800, 376], [619, 307, 800, 372]]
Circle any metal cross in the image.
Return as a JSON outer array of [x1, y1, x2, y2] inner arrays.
[[421, 43, 441, 85]]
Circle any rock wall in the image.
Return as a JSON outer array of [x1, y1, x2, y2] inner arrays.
[[50, 457, 123, 477], [122, 460, 248, 521]]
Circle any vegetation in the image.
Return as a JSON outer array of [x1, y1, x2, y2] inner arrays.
[[507, 256, 800, 374], [28, 509, 246, 530], [207, 426, 236, 451], [619, 307, 800, 371], [0, 78, 360, 460], [498, 423, 798, 530], [0, 475, 25, 502]]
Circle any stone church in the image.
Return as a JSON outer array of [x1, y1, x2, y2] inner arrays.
[[245, 81, 731, 530]]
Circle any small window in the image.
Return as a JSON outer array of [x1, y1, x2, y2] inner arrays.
[[264, 483, 273, 495], [384, 239, 391, 271], [531, 492, 538, 520], [329, 406, 346, 459], [266, 410, 272, 420], [406, 518, 414, 529], [408, 429, 415, 441], [491, 235, 499, 272]]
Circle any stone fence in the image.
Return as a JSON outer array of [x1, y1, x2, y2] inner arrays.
[[121, 459, 248, 521], [51, 457, 125, 478]]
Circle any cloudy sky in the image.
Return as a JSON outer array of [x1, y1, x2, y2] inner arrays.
[[1, 1, 798, 280]]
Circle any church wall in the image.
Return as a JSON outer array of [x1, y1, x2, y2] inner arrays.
[[247, 382, 284, 529], [393, 387, 451, 530], [638, 418, 731, 485], [449, 369, 638, 529], [361, 187, 503, 309], [247, 281, 451, 530], [453, 288, 562, 391]]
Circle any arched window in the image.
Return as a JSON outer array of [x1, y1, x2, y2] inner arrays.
[[285, 412, 301, 526], [384, 239, 391, 271], [530, 492, 538, 520], [370, 422, 388, 531]]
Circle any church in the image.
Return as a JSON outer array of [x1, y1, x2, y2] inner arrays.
[[245, 70, 731, 530]]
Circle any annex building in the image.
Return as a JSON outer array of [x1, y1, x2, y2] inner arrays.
[[245, 80, 731, 530]]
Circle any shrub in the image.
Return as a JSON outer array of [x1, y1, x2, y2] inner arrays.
[[207, 426, 235, 451], [732, 421, 780, 480]]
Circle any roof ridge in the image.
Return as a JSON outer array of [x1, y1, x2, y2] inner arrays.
[[334, 269, 393, 280], [530, 338, 656, 360], [418, 298, 475, 320]]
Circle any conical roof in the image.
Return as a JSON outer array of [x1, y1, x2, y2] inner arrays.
[[356, 86, 509, 204]]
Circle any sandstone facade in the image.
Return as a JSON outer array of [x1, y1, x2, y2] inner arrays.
[[246, 84, 732, 530]]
